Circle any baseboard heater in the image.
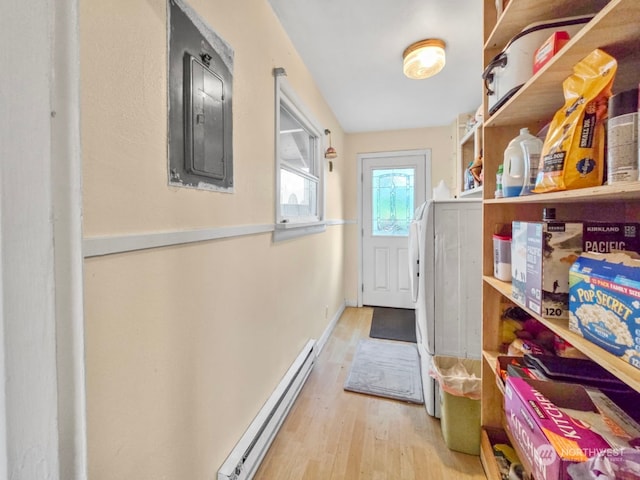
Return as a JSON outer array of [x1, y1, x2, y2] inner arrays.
[[218, 339, 316, 480]]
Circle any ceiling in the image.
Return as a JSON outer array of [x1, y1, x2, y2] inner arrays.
[[268, 0, 484, 133]]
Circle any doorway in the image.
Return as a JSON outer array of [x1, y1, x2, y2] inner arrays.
[[358, 150, 431, 308]]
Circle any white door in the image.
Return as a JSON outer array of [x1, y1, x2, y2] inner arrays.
[[361, 151, 429, 308]]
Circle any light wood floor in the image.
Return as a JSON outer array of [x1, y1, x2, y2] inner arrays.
[[254, 307, 487, 480]]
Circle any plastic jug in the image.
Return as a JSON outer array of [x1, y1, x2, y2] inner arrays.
[[520, 135, 544, 196], [502, 128, 537, 197]]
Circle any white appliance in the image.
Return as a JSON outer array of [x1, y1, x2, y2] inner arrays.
[[408, 199, 482, 417]]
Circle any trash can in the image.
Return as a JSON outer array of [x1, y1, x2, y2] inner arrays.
[[431, 355, 482, 455]]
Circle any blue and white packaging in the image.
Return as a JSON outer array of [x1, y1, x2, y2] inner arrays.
[[569, 251, 640, 371]]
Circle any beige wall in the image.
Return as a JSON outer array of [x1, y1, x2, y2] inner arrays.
[[342, 127, 453, 304], [80, 0, 455, 475], [80, 0, 345, 478]]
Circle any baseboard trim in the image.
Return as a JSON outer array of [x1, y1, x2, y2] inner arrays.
[[217, 339, 316, 480], [316, 301, 345, 356]]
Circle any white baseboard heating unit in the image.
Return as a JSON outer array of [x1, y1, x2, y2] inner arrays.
[[218, 339, 316, 480]]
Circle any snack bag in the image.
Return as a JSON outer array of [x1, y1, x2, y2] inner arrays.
[[534, 49, 617, 193]]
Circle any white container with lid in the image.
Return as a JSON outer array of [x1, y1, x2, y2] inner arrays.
[[503, 128, 538, 197], [520, 134, 543, 196], [493, 234, 512, 282]]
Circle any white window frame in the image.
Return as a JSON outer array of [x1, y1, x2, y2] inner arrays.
[[273, 71, 326, 241]]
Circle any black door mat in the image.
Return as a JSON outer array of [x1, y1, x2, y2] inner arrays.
[[369, 307, 416, 343]]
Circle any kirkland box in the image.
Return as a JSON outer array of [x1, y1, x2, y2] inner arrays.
[[511, 222, 640, 319], [583, 222, 640, 254], [504, 377, 611, 480], [569, 251, 640, 371]]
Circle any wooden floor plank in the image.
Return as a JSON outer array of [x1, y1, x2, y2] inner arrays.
[[254, 307, 486, 480]]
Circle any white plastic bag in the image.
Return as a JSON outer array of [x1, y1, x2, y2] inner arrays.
[[430, 355, 482, 400]]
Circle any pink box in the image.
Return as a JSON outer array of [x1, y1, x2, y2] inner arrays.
[[504, 377, 611, 479]]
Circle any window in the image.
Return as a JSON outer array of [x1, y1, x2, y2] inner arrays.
[[371, 168, 415, 236], [274, 70, 325, 241]]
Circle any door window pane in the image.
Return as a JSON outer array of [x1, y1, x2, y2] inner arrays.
[[371, 168, 415, 236]]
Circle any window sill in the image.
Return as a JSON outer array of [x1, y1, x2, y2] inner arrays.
[[272, 221, 326, 242]]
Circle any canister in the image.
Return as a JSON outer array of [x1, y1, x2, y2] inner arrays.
[[607, 87, 638, 183], [493, 234, 512, 282]]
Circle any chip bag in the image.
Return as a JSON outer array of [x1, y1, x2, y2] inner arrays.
[[534, 49, 617, 193]]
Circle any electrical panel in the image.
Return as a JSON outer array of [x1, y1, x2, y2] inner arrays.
[[168, 0, 233, 191]]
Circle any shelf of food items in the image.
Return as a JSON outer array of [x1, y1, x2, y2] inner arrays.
[[482, 207, 640, 478], [479, 0, 640, 479], [483, 7, 640, 202], [485, 275, 640, 392], [482, 271, 640, 479]]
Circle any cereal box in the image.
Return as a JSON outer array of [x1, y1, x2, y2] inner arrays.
[[504, 377, 611, 480], [569, 251, 640, 370]]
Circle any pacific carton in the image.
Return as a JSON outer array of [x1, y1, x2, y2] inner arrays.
[[504, 377, 611, 480], [583, 222, 640, 254], [569, 251, 640, 371]]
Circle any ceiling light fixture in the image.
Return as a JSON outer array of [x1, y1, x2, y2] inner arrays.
[[403, 39, 446, 80]]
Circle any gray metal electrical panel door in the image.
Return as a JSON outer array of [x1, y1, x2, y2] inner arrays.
[[168, 0, 233, 191]]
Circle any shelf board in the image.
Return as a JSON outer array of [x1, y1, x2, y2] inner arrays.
[[483, 182, 640, 204], [483, 275, 640, 393], [483, 275, 514, 297], [485, 0, 640, 128], [459, 121, 480, 146], [460, 185, 483, 198], [483, 349, 507, 397], [483, 349, 500, 376], [502, 418, 534, 479], [480, 428, 512, 480], [485, 0, 611, 49]]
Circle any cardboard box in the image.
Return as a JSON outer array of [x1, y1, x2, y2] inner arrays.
[[533, 31, 570, 74], [569, 251, 640, 371], [511, 222, 640, 319], [504, 377, 611, 480], [583, 222, 640, 254], [511, 221, 583, 319]]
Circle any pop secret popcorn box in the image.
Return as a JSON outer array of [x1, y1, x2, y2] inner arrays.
[[569, 251, 640, 371], [504, 377, 611, 480]]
